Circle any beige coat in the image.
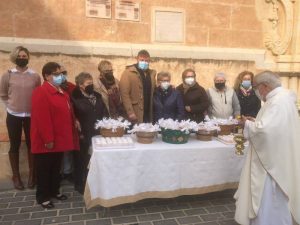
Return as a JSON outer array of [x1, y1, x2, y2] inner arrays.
[[119, 65, 156, 123]]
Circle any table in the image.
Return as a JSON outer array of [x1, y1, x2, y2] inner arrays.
[[84, 134, 246, 208]]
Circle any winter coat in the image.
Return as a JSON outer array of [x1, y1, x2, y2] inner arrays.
[[236, 88, 261, 117], [119, 65, 156, 123], [31, 81, 79, 154], [153, 87, 185, 122], [176, 82, 209, 122], [71, 87, 109, 144]]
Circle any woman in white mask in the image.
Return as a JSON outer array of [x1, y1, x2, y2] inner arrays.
[[176, 69, 209, 122], [233, 71, 261, 117], [153, 71, 185, 122]]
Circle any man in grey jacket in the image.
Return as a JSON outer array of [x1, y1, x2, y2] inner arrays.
[[207, 72, 240, 119]]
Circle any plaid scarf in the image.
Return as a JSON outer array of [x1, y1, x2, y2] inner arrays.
[[240, 85, 252, 96]]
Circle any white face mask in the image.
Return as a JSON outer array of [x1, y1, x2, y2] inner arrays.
[[160, 81, 170, 90], [255, 89, 262, 100], [185, 77, 195, 86]]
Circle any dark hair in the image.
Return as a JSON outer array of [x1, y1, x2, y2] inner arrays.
[[233, 71, 254, 91], [137, 49, 150, 58], [182, 68, 196, 79], [75, 72, 93, 86], [42, 62, 61, 80]]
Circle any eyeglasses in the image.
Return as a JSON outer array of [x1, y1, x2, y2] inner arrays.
[[51, 72, 63, 76]]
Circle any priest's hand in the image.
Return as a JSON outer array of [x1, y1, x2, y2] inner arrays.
[[128, 113, 138, 123]]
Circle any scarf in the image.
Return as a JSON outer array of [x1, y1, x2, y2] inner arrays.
[[240, 85, 252, 97]]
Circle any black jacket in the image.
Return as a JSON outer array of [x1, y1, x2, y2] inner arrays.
[[177, 83, 209, 122], [236, 89, 261, 117], [71, 87, 109, 144], [153, 87, 185, 122]]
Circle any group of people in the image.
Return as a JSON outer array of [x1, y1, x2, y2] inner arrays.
[[0, 46, 299, 225]]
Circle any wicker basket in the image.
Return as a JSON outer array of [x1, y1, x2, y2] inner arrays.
[[136, 131, 157, 144], [196, 130, 213, 141], [218, 124, 235, 135], [161, 128, 189, 144], [100, 127, 125, 137]]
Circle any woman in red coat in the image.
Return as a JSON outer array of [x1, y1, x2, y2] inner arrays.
[[31, 62, 79, 209]]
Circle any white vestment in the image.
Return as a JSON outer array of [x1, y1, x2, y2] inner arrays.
[[234, 87, 300, 225]]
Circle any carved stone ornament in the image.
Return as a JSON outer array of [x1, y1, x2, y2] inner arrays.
[[256, 0, 295, 55]]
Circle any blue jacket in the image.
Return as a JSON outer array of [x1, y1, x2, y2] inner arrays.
[[153, 87, 185, 122]]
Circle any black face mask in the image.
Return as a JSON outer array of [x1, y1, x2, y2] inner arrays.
[[15, 58, 28, 68], [85, 84, 94, 95], [215, 82, 225, 90], [104, 72, 115, 82]]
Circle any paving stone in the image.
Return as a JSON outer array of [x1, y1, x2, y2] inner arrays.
[[153, 219, 179, 225], [210, 198, 234, 206], [162, 211, 185, 219], [122, 207, 146, 215], [137, 213, 162, 222], [189, 201, 212, 208], [101, 209, 122, 218], [195, 222, 219, 225], [59, 221, 84, 225], [55, 202, 72, 209], [200, 213, 224, 222], [218, 219, 239, 225], [205, 206, 228, 213], [64, 197, 83, 203], [154, 199, 176, 206], [71, 213, 97, 221], [184, 208, 207, 216], [177, 216, 201, 224], [59, 208, 83, 216], [0, 208, 19, 215], [0, 192, 15, 198], [20, 206, 47, 213], [72, 202, 85, 208], [138, 222, 152, 225], [31, 210, 57, 219], [2, 213, 30, 221], [14, 219, 42, 225], [110, 203, 132, 210], [0, 203, 8, 209], [24, 195, 36, 201], [0, 221, 13, 225], [59, 221, 85, 225], [112, 216, 138, 224], [86, 218, 112, 225], [167, 203, 190, 210], [85, 205, 104, 213], [1, 196, 24, 203], [9, 201, 34, 208], [225, 204, 235, 212], [43, 216, 69, 224], [15, 191, 36, 197], [222, 211, 235, 219], [146, 206, 169, 213]]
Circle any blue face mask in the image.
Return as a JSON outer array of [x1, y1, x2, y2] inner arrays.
[[61, 75, 67, 83], [138, 61, 149, 70], [52, 74, 64, 86], [241, 80, 251, 89]]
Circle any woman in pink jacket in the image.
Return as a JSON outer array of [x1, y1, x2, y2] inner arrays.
[[31, 62, 79, 209]]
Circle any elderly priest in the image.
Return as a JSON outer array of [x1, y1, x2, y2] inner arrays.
[[234, 71, 300, 225]]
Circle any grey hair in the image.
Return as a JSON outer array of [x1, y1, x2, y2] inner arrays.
[[254, 70, 281, 89], [75, 72, 93, 86], [157, 71, 171, 81], [214, 72, 226, 81], [10, 46, 30, 64]]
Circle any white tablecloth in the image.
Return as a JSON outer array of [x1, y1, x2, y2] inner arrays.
[[84, 134, 245, 208]]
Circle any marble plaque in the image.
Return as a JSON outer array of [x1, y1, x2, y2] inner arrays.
[[115, 0, 140, 21], [86, 0, 111, 19], [153, 9, 185, 43]]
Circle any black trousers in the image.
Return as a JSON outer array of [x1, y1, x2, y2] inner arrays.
[[73, 140, 90, 190], [6, 113, 31, 153], [35, 152, 63, 204]]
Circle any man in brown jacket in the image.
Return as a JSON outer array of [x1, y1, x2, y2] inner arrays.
[[119, 50, 156, 123]]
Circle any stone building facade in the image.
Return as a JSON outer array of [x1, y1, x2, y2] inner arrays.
[[0, 0, 299, 188]]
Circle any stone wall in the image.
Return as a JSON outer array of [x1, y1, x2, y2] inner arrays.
[[0, 0, 263, 48]]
